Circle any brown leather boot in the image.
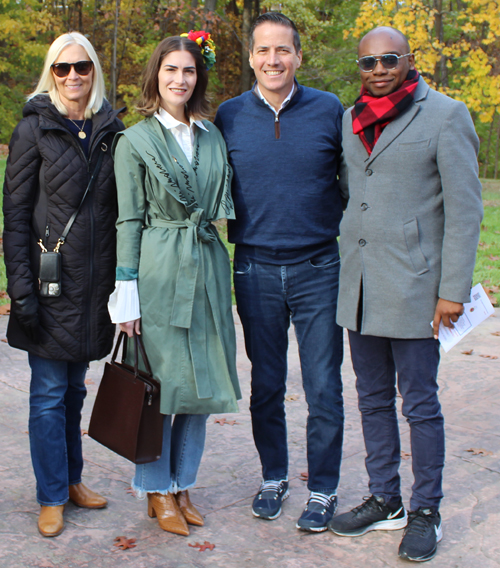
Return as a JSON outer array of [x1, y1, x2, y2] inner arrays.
[[69, 483, 107, 509], [175, 490, 204, 526], [148, 492, 189, 536], [38, 505, 64, 537]]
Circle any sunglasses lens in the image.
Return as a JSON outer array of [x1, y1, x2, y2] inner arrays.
[[52, 61, 93, 77], [74, 61, 93, 75], [381, 55, 399, 69], [52, 63, 71, 77], [358, 57, 376, 71]]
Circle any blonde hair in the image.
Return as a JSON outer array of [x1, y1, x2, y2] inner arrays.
[[29, 32, 106, 119]]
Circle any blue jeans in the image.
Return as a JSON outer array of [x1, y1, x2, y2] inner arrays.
[[28, 354, 88, 506], [234, 249, 344, 494], [133, 414, 209, 497], [348, 332, 444, 510]]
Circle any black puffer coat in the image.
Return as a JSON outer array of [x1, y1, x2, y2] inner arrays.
[[3, 95, 124, 361]]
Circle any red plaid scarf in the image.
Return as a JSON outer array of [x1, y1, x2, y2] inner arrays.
[[352, 70, 419, 155]]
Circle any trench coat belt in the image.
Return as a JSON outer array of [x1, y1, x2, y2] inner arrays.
[[148, 212, 217, 400], [148, 211, 216, 330]]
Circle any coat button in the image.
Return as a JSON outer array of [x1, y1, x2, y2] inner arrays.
[[365, 169, 373, 176], [361, 203, 368, 211], [359, 239, 366, 247]]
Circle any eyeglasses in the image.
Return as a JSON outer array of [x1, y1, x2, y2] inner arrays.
[[356, 53, 412, 72], [51, 60, 94, 78]]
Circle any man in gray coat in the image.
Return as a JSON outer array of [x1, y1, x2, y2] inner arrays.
[[328, 27, 483, 562]]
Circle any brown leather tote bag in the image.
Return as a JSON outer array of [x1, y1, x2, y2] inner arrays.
[[89, 331, 163, 464]]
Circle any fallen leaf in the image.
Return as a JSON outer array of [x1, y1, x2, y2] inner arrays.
[[466, 448, 493, 456], [1, 338, 7, 343], [478, 241, 487, 248], [0, 290, 9, 298], [126, 486, 136, 496], [81, 429, 88, 436], [84, 378, 94, 385], [488, 255, 500, 261], [461, 349, 474, 355], [299, 471, 309, 481], [188, 541, 215, 552], [285, 394, 299, 401], [481, 225, 488, 231], [401, 451, 411, 460], [479, 354, 498, 360], [114, 536, 137, 550], [213, 417, 237, 426], [0, 304, 11, 315], [491, 332, 500, 336]]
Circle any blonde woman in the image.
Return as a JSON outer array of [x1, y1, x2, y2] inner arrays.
[[3, 32, 124, 537]]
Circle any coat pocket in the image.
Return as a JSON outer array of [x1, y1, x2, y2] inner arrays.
[[397, 139, 431, 152], [403, 218, 429, 275]]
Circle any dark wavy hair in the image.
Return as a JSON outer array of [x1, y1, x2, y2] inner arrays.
[[249, 12, 301, 54], [137, 36, 210, 119]]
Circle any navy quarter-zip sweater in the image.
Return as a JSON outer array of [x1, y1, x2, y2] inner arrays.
[[214, 83, 344, 264]]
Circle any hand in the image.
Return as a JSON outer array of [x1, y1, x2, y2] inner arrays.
[[14, 293, 40, 343], [432, 298, 464, 339], [119, 318, 141, 338]]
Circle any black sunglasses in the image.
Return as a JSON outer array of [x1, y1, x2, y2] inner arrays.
[[356, 53, 412, 72], [51, 60, 94, 78]]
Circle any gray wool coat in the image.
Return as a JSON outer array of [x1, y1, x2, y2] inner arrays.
[[337, 77, 483, 339]]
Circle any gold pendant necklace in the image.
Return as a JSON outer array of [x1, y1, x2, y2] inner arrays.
[[68, 118, 87, 139]]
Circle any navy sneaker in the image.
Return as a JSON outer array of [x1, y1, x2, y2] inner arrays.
[[252, 480, 289, 520], [296, 492, 337, 532], [398, 508, 442, 562], [328, 495, 407, 537]]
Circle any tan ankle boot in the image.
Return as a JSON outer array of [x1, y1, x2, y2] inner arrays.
[[148, 492, 189, 536], [38, 505, 64, 537], [175, 490, 204, 526], [69, 483, 107, 509]]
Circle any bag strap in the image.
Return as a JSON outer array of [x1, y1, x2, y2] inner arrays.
[[52, 144, 106, 253], [112, 331, 154, 378]]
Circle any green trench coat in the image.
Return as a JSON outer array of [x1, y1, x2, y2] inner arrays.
[[113, 117, 241, 415]]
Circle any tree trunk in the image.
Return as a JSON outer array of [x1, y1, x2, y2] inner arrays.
[[204, 0, 217, 30], [240, 0, 253, 94], [111, 0, 121, 109], [433, 0, 448, 88], [482, 114, 495, 178]]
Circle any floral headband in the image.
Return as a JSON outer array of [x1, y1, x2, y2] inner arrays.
[[180, 30, 216, 70]]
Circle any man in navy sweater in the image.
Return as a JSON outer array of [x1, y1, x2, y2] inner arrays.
[[214, 12, 345, 532]]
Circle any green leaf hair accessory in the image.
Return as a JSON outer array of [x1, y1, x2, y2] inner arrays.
[[181, 30, 216, 70]]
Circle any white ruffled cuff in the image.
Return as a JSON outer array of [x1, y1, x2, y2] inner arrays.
[[108, 279, 141, 323]]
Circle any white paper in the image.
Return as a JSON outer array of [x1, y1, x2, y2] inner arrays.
[[431, 284, 495, 352]]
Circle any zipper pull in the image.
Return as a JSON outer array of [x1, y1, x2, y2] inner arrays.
[[275, 115, 280, 140], [45, 225, 50, 238]]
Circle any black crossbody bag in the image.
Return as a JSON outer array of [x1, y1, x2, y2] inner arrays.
[[37, 145, 106, 297]]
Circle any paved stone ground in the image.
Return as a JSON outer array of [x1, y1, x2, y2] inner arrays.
[[0, 309, 499, 568]]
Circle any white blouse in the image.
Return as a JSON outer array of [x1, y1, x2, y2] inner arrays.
[[108, 109, 208, 324]]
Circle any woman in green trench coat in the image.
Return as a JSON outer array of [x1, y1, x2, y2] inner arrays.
[[108, 33, 241, 536]]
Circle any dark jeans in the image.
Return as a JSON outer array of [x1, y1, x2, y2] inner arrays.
[[28, 354, 88, 505], [234, 249, 344, 494], [348, 331, 444, 510]]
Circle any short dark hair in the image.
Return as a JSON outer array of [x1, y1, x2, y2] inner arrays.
[[249, 12, 301, 54], [137, 36, 210, 119]]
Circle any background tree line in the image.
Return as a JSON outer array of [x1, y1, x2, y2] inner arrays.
[[1, 0, 499, 177]]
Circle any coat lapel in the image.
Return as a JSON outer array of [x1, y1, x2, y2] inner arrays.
[[366, 77, 430, 166]]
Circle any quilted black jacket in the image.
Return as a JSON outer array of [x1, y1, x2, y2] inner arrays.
[[3, 95, 124, 361]]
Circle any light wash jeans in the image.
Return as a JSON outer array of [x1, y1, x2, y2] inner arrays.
[[28, 354, 88, 506], [132, 414, 209, 497]]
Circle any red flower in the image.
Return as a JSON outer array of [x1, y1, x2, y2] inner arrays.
[[187, 30, 210, 43]]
